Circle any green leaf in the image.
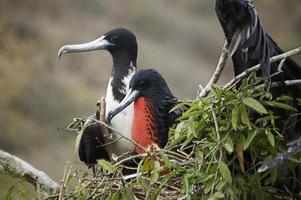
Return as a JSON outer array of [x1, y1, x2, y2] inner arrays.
[[5, 185, 15, 200], [168, 134, 186, 149], [240, 105, 251, 129], [212, 192, 225, 199], [218, 161, 232, 184], [277, 96, 294, 101], [243, 131, 258, 150], [255, 116, 280, 124], [242, 97, 268, 114], [142, 158, 153, 172], [174, 121, 185, 139], [265, 130, 275, 147], [98, 159, 116, 173], [181, 135, 194, 148], [204, 180, 214, 194], [122, 188, 135, 200], [270, 102, 298, 112], [231, 106, 239, 130], [183, 174, 190, 194], [223, 136, 234, 153], [110, 192, 121, 200], [150, 161, 160, 184]]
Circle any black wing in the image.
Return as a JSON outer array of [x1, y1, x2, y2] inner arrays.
[[79, 117, 110, 167], [215, 0, 301, 80], [76, 103, 110, 167]]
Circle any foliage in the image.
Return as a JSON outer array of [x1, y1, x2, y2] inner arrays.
[[38, 75, 301, 199], [4, 181, 27, 200]]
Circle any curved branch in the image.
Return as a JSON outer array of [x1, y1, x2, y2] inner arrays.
[[224, 46, 301, 89], [198, 41, 228, 98], [0, 149, 60, 194]]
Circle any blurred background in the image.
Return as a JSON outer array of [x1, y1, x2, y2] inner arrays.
[[0, 0, 300, 197]]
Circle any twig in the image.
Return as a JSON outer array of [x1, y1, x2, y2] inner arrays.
[[91, 118, 147, 153], [254, 79, 301, 91], [0, 149, 59, 194], [210, 105, 220, 141], [198, 41, 228, 98], [114, 153, 147, 167], [36, 181, 42, 200], [271, 79, 301, 88], [224, 46, 301, 89], [97, 136, 122, 148], [58, 164, 68, 200]]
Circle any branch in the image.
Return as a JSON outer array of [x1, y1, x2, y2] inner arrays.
[[255, 79, 301, 90], [271, 79, 301, 88], [198, 41, 228, 98], [0, 149, 60, 194], [223, 46, 301, 89]]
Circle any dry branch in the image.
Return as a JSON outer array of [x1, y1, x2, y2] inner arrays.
[[0, 149, 59, 194], [223, 46, 301, 89], [271, 79, 301, 88], [198, 41, 228, 98]]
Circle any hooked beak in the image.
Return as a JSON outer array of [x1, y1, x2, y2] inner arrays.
[[106, 89, 139, 124], [58, 35, 113, 59]]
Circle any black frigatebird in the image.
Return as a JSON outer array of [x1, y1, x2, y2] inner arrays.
[[107, 69, 181, 154], [58, 28, 138, 164], [215, 0, 301, 188], [215, 0, 301, 80], [215, 0, 301, 140]]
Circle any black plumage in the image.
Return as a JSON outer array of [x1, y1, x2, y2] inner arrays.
[[215, 0, 301, 80], [215, 0, 301, 141], [107, 69, 184, 153], [215, 0, 301, 190], [78, 120, 110, 168], [128, 69, 179, 148], [74, 103, 109, 175]]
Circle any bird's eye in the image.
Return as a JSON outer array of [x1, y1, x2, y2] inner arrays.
[[139, 80, 145, 86], [110, 36, 119, 43]]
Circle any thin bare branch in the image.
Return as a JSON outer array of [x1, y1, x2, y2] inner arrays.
[[271, 79, 301, 88], [224, 46, 301, 89], [199, 41, 228, 98]]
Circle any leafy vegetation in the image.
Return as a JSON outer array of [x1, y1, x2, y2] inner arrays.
[[36, 74, 300, 199], [1, 0, 301, 198]]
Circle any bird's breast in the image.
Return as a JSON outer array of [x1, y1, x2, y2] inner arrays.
[[105, 77, 134, 156], [132, 97, 157, 154]]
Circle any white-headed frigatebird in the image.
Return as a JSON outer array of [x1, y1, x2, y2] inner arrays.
[[215, 0, 301, 189], [58, 28, 138, 167], [107, 69, 183, 155]]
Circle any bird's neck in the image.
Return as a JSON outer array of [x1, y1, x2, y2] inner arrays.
[[110, 53, 137, 102], [132, 97, 157, 154]]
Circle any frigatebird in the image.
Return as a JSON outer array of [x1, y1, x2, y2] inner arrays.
[[215, 0, 301, 140], [215, 0, 301, 189], [215, 0, 301, 80], [107, 69, 181, 154], [58, 28, 138, 163]]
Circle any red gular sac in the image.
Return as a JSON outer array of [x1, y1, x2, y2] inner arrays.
[[132, 97, 158, 154]]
